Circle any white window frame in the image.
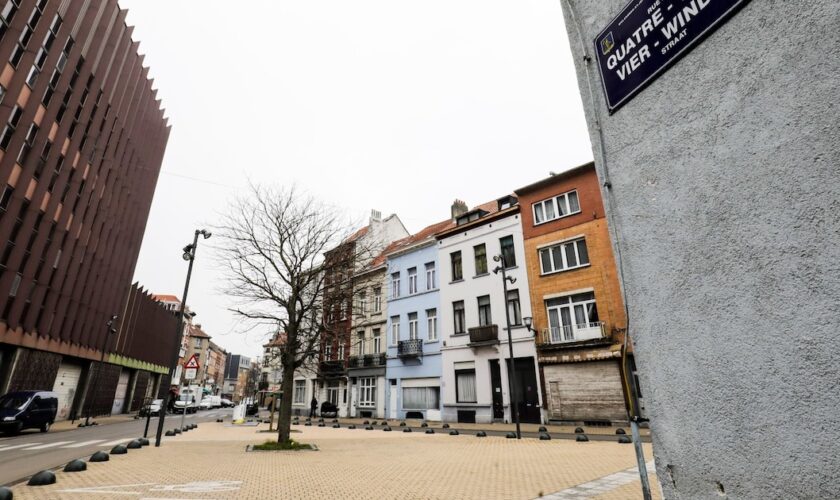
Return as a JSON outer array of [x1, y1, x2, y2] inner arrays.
[[373, 287, 382, 312], [408, 312, 418, 340], [358, 291, 367, 315], [359, 377, 376, 407], [293, 380, 306, 404], [391, 272, 401, 298], [425, 262, 436, 290], [390, 316, 400, 345], [373, 330, 381, 353], [532, 189, 581, 225], [426, 308, 437, 341], [408, 267, 417, 294], [539, 237, 590, 275]]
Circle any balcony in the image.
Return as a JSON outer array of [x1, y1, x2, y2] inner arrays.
[[347, 353, 386, 369], [318, 360, 345, 377], [398, 339, 423, 358], [539, 322, 607, 345], [468, 325, 499, 347]]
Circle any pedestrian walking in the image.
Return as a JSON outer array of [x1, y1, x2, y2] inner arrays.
[[310, 397, 318, 418]]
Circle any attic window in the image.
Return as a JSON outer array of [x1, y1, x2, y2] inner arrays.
[[497, 195, 518, 211], [456, 209, 487, 226]]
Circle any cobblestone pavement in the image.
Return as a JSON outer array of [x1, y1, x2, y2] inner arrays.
[[10, 422, 658, 499]]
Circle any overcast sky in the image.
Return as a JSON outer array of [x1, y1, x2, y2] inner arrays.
[[122, 0, 593, 359]]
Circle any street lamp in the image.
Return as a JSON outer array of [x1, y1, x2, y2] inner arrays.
[[155, 229, 211, 447], [493, 254, 521, 439], [80, 315, 118, 426]]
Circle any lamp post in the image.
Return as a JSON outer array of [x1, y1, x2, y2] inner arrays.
[[81, 315, 118, 426], [155, 228, 211, 447], [493, 254, 521, 439]]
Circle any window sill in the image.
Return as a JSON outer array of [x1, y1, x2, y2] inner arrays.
[[473, 273, 490, 279], [451, 332, 468, 337], [449, 279, 464, 284], [540, 263, 591, 277]]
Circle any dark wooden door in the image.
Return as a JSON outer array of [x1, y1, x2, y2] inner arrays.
[[489, 360, 504, 419], [507, 357, 541, 424]]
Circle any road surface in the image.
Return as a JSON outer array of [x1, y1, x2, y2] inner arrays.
[[0, 408, 232, 485]]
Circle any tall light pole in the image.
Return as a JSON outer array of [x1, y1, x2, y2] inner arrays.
[[155, 229, 211, 447], [493, 254, 521, 439], [80, 315, 118, 426]]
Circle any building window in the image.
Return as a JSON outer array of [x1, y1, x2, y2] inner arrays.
[[507, 290, 522, 326], [545, 292, 601, 342], [450, 251, 462, 281], [373, 329, 381, 353], [533, 189, 581, 225], [539, 238, 590, 274], [455, 369, 477, 403], [477, 295, 492, 326], [373, 287, 382, 312], [408, 312, 418, 340], [408, 267, 417, 294], [194, 338, 202, 348], [453, 301, 465, 334], [338, 344, 345, 360], [0, 105, 23, 150], [474, 244, 487, 275], [390, 316, 400, 345], [391, 272, 401, 298], [402, 387, 439, 410], [357, 331, 365, 356], [358, 291, 366, 315], [359, 377, 376, 407], [0, 185, 12, 211], [293, 380, 306, 404], [0, 1, 20, 40], [425, 262, 436, 290], [500, 235, 516, 268], [324, 344, 332, 360], [426, 308, 437, 341]]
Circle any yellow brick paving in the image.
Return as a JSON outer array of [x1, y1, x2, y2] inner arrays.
[[11, 422, 656, 499]]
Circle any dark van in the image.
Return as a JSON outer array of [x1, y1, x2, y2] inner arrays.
[[0, 391, 59, 435]]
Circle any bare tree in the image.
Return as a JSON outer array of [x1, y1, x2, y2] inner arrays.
[[215, 184, 360, 443]]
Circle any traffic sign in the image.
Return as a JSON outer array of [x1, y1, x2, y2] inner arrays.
[[184, 354, 200, 369], [184, 367, 197, 380]]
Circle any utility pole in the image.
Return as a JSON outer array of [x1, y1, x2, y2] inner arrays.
[[155, 229, 211, 446], [493, 254, 521, 439]]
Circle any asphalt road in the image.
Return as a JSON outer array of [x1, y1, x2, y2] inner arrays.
[[0, 408, 232, 486]]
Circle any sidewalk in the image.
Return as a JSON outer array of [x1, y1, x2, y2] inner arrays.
[[10, 421, 660, 499]]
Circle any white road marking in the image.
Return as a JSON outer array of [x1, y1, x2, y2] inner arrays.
[[0, 442, 42, 451], [20, 441, 74, 450], [62, 439, 106, 448]]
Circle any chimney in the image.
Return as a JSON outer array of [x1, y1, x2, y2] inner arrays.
[[451, 199, 468, 220], [369, 209, 382, 224]]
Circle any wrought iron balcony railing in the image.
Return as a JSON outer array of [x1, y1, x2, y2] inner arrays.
[[398, 339, 423, 358], [468, 324, 499, 346]]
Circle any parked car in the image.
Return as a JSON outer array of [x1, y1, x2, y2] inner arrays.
[[0, 391, 58, 434], [220, 398, 234, 408], [139, 399, 163, 417], [198, 398, 212, 410], [320, 401, 338, 418], [207, 395, 222, 408]]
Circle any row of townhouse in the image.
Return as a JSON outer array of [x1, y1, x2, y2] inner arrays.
[[288, 162, 643, 425]]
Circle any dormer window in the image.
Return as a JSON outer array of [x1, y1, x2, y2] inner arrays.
[[456, 209, 487, 226], [497, 195, 518, 211]]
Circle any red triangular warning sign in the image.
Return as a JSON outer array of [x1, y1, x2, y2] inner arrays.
[[184, 354, 200, 369]]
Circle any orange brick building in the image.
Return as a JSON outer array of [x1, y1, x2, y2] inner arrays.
[[515, 162, 635, 423]]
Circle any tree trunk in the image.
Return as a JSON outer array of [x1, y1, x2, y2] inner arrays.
[[277, 362, 296, 443]]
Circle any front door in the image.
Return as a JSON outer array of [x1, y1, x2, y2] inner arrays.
[[489, 360, 504, 420], [389, 381, 398, 419], [506, 357, 541, 424]]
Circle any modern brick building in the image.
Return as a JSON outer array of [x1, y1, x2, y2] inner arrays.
[[515, 163, 634, 424], [0, 0, 172, 419]]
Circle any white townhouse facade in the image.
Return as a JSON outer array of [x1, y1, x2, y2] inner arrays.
[[438, 198, 545, 424]]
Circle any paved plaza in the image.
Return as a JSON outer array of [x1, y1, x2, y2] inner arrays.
[[9, 421, 660, 499]]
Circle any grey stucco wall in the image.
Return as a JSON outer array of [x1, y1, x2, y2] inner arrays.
[[558, 1, 840, 498]]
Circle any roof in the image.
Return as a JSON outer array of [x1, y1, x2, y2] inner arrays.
[[188, 325, 211, 339], [513, 161, 595, 196], [434, 198, 518, 239], [345, 226, 369, 243], [152, 294, 180, 303], [263, 332, 287, 348], [382, 218, 454, 260]]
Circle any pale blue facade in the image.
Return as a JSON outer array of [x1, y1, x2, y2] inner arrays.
[[384, 239, 443, 421]]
